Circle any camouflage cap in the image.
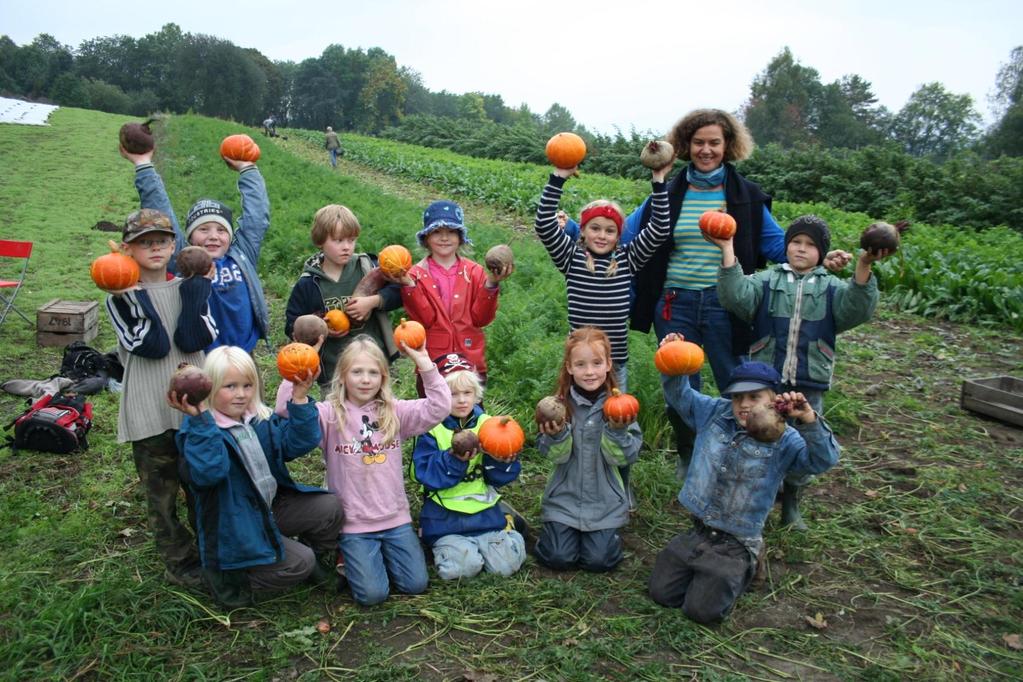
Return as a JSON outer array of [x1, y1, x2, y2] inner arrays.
[[123, 208, 175, 243]]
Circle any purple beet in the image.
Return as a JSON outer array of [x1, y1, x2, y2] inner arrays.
[[860, 220, 910, 254], [119, 119, 156, 154], [168, 362, 212, 407], [451, 430, 480, 457], [746, 403, 786, 443], [484, 244, 514, 274], [176, 246, 212, 279], [352, 266, 387, 296]]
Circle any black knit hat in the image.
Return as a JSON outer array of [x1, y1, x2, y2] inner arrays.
[[784, 215, 830, 265]]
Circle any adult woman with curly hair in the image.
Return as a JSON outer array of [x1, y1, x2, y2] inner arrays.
[[629, 109, 846, 527]]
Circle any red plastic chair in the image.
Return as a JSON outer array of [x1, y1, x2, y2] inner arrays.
[[0, 239, 33, 327]]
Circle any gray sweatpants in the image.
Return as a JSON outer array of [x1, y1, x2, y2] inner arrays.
[[432, 530, 525, 580]]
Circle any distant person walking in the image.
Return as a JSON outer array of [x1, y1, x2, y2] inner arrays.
[[325, 127, 342, 168]]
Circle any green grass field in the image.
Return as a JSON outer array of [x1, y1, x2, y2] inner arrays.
[[0, 108, 1021, 680]]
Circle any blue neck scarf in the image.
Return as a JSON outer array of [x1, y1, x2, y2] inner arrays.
[[686, 163, 727, 189]]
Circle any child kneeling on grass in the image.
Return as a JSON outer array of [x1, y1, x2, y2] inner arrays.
[[172, 347, 342, 607], [276, 336, 451, 606], [410, 353, 525, 580], [535, 327, 641, 572], [648, 347, 840, 624]]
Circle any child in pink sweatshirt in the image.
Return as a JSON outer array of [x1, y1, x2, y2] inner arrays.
[[277, 335, 450, 605]]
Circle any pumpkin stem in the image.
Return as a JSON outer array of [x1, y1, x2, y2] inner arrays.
[[610, 388, 621, 396], [107, 239, 121, 253]]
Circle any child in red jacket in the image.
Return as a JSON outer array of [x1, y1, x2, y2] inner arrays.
[[395, 200, 514, 392]]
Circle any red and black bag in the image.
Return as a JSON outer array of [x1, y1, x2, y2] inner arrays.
[[6, 393, 93, 454]]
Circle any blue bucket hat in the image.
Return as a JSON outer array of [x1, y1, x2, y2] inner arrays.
[[722, 361, 781, 396], [417, 200, 472, 247]]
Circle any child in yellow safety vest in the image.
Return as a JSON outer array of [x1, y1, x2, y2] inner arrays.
[[410, 353, 526, 580]]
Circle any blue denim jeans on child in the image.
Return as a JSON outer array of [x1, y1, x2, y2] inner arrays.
[[339, 523, 428, 606]]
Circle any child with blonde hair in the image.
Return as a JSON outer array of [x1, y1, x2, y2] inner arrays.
[[171, 346, 342, 607], [535, 327, 641, 572], [410, 353, 525, 580], [276, 336, 451, 605], [394, 200, 514, 391], [285, 204, 402, 387]]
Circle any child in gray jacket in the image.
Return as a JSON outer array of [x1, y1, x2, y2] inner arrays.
[[535, 327, 641, 572]]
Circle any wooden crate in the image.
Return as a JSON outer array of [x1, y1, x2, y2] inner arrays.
[[36, 299, 99, 347], [961, 376, 1023, 427]]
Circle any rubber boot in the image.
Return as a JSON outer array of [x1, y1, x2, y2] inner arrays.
[[308, 551, 335, 587], [781, 482, 808, 531]]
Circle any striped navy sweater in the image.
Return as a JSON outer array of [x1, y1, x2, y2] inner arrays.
[[535, 174, 671, 365]]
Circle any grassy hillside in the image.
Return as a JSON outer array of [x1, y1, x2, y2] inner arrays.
[[0, 109, 1021, 680]]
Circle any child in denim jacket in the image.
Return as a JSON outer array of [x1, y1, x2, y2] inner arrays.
[[712, 215, 885, 528], [649, 352, 840, 624]]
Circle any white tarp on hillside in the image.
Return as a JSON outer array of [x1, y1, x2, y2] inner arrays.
[[0, 97, 59, 125]]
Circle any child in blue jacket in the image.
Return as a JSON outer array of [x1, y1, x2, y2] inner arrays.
[[410, 354, 525, 580], [649, 345, 840, 624], [171, 346, 342, 606]]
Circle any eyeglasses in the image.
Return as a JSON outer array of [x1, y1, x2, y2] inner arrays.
[[132, 236, 174, 250]]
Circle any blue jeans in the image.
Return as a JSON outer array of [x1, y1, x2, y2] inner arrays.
[[653, 286, 744, 393], [329, 148, 339, 167], [340, 523, 428, 606]]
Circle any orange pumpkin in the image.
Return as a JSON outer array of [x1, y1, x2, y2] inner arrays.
[[654, 340, 705, 376], [478, 416, 525, 461], [324, 309, 350, 334], [91, 240, 140, 292], [545, 132, 587, 168], [698, 210, 737, 240], [276, 342, 320, 382], [393, 318, 426, 350], [219, 134, 261, 162], [603, 388, 640, 423], [378, 244, 412, 279]]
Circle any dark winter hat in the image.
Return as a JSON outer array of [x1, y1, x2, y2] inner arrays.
[[123, 208, 175, 243], [722, 361, 781, 397], [434, 353, 477, 377], [185, 199, 234, 242], [784, 215, 830, 265], [417, 200, 472, 247]]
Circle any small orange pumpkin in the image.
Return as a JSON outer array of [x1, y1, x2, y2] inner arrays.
[[378, 244, 412, 279], [219, 134, 261, 162], [603, 388, 640, 423], [545, 132, 587, 168], [324, 309, 350, 334], [698, 210, 737, 240], [654, 340, 705, 376], [393, 318, 426, 350], [91, 240, 140, 292], [276, 342, 320, 382], [478, 416, 525, 461]]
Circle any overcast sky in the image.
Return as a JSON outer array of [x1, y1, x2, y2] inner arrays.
[[4, 0, 1020, 134]]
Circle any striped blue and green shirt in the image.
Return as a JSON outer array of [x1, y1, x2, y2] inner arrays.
[[665, 188, 726, 290]]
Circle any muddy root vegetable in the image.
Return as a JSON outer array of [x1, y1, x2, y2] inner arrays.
[[545, 132, 587, 168], [860, 220, 910, 254], [640, 140, 675, 169], [352, 267, 387, 297], [292, 314, 328, 345], [175, 245, 212, 279], [745, 403, 787, 443], [451, 430, 480, 458], [484, 244, 514, 274], [535, 395, 567, 426], [168, 362, 213, 407], [119, 119, 157, 154]]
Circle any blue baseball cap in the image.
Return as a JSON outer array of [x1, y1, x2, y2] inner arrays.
[[722, 361, 781, 396], [417, 200, 472, 247]]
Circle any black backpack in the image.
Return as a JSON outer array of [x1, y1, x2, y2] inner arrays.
[[6, 393, 93, 454]]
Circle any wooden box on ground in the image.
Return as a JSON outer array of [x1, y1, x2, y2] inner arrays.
[[961, 376, 1023, 427], [36, 299, 99, 347]]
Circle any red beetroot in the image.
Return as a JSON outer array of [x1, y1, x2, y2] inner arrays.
[[451, 430, 480, 458], [168, 362, 212, 407], [119, 119, 157, 154], [746, 403, 786, 443], [292, 314, 328, 345], [484, 244, 514, 274], [535, 395, 566, 425], [352, 267, 387, 297], [176, 246, 212, 279], [640, 140, 675, 169], [860, 220, 910, 254]]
